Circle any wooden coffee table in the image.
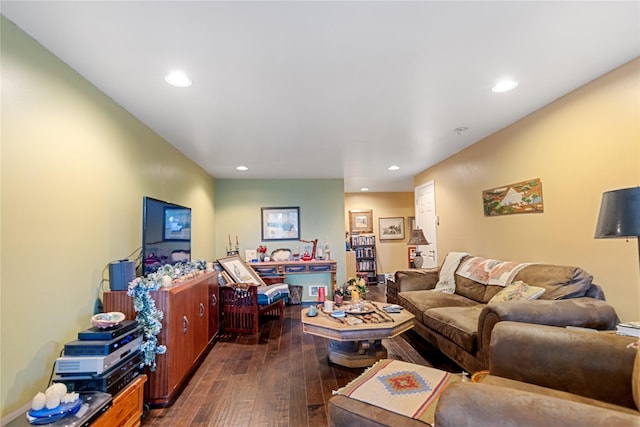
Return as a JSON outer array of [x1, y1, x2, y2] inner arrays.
[[301, 301, 415, 368]]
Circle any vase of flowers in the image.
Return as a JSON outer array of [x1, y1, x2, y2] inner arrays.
[[257, 245, 268, 261], [346, 277, 368, 301]]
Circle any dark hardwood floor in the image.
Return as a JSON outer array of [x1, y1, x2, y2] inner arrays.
[[142, 285, 459, 427]]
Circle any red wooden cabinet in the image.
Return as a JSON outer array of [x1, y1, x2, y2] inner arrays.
[[104, 271, 218, 407]]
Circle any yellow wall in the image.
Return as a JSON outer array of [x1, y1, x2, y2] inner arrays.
[[345, 192, 415, 275], [1, 18, 216, 416], [415, 58, 640, 322]]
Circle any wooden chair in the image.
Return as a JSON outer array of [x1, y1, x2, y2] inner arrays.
[[219, 285, 285, 335]]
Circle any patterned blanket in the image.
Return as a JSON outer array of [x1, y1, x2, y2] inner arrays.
[[456, 256, 530, 287], [333, 359, 460, 425], [257, 283, 290, 305]]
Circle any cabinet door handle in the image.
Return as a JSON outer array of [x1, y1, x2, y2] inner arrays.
[[211, 294, 217, 307], [199, 303, 205, 318], [183, 316, 189, 334]]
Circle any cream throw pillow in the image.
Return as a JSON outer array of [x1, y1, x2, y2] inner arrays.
[[488, 280, 545, 303]]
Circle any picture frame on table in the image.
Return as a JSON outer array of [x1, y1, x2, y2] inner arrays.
[[261, 206, 300, 240], [218, 254, 266, 286], [379, 217, 405, 240], [349, 209, 373, 233]]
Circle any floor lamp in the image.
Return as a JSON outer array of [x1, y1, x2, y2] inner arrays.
[[594, 187, 640, 320], [407, 229, 430, 269]]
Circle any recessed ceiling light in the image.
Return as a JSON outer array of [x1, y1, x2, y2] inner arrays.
[[236, 165, 248, 171], [491, 80, 518, 93], [388, 165, 400, 171], [360, 187, 369, 192], [165, 71, 192, 88]]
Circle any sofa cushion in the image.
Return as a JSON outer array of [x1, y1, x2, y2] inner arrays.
[[398, 290, 479, 321], [423, 306, 484, 353], [488, 281, 546, 303], [513, 264, 593, 300]]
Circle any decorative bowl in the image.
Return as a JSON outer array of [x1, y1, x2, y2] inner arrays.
[[90, 312, 125, 329]]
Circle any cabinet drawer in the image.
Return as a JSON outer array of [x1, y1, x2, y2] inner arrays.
[[92, 375, 146, 427], [309, 264, 331, 272], [284, 265, 307, 273], [253, 266, 279, 275]]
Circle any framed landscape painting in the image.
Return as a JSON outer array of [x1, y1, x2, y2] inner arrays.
[[483, 178, 544, 216], [261, 206, 300, 240], [379, 217, 405, 240]]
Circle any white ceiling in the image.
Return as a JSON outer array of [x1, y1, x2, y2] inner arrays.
[[2, 1, 639, 192]]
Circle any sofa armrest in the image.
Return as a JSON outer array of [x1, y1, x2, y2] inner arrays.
[[477, 298, 619, 365], [489, 321, 637, 408], [394, 268, 439, 292], [435, 382, 639, 427]]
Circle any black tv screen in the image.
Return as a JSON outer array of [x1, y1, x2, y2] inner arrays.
[[142, 196, 191, 276]]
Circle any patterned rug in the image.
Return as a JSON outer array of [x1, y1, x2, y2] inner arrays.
[[333, 359, 460, 425]]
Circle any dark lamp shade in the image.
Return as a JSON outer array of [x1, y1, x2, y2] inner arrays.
[[594, 187, 640, 238], [407, 229, 430, 246]]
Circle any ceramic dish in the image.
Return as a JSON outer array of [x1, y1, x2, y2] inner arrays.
[[331, 311, 346, 318], [90, 312, 125, 329], [270, 248, 292, 262], [343, 303, 375, 315], [27, 399, 82, 425]]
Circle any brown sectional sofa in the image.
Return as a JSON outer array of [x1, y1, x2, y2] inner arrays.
[[434, 322, 640, 426], [393, 255, 620, 373], [328, 322, 639, 427]]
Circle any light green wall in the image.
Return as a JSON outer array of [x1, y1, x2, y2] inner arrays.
[[0, 17, 216, 416], [215, 179, 346, 297]]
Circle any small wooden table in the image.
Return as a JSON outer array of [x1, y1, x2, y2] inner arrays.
[[301, 302, 415, 368]]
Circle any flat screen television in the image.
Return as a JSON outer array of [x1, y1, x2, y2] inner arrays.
[[142, 196, 192, 276]]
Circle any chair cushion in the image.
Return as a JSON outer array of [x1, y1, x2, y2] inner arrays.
[[257, 283, 290, 305]]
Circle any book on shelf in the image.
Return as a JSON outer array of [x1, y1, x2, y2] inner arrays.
[[616, 322, 640, 338]]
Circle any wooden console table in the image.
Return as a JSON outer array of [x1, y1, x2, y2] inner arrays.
[[251, 260, 337, 300]]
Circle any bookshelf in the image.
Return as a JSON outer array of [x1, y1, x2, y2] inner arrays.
[[351, 233, 377, 286]]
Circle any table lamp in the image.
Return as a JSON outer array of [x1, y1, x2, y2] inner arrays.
[[594, 187, 640, 307], [407, 229, 430, 268], [595, 186, 640, 246]]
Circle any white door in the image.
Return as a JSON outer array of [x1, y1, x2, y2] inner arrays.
[[414, 181, 438, 268]]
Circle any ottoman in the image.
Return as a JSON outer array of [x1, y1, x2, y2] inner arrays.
[[329, 359, 461, 427]]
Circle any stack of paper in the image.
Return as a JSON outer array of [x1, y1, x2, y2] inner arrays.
[[616, 321, 640, 337]]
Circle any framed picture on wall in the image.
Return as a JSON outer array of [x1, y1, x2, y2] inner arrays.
[[261, 206, 300, 240], [408, 216, 416, 232], [379, 217, 405, 240], [349, 210, 373, 233]]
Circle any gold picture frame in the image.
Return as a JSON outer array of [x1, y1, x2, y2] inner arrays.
[[349, 209, 373, 233], [217, 254, 265, 286]]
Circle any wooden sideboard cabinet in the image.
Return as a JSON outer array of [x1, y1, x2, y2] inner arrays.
[[103, 270, 219, 407], [92, 375, 147, 427]]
